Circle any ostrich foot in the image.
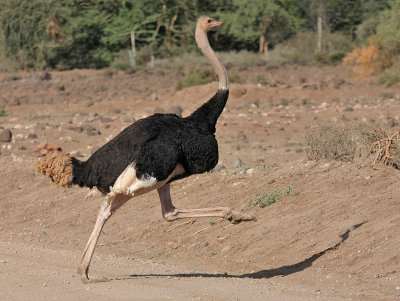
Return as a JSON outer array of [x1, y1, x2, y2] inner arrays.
[[225, 210, 257, 224], [80, 273, 110, 284], [78, 266, 110, 284]]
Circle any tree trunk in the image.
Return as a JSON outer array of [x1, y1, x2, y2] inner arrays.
[[130, 31, 136, 69], [317, 12, 322, 53]]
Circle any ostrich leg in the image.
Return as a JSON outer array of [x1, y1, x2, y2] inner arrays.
[[157, 184, 256, 224], [77, 194, 130, 283]]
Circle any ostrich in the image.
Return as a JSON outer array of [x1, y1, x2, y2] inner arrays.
[[37, 16, 256, 283]]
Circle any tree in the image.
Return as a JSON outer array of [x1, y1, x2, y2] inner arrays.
[[216, 0, 304, 51]]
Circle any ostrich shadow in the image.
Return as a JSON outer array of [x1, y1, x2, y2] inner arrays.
[[120, 222, 365, 281]]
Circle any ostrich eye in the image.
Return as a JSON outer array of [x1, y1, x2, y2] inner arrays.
[[207, 19, 212, 23]]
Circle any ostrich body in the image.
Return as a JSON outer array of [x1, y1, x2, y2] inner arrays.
[[37, 16, 255, 283]]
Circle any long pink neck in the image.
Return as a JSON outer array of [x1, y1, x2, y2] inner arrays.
[[195, 26, 229, 90]]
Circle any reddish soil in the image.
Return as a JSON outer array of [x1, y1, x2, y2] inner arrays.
[[1, 64, 400, 300]]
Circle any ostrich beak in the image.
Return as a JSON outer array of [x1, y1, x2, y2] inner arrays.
[[209, 20, 223, 28]]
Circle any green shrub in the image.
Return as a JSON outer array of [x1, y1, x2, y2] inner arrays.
[[270, 31, 353, 65], [249, 189, 282, 208], [377, 59, 400, 87], [175, 68, 214, 90]]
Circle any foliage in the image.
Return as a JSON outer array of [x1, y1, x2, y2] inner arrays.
[[216, 0, 305, 51], [249, 188, 282, 208], [175, 67, 214, 90], [0, 0, 394, 70], [375, 0, 400, 58], [343, 1, 400, 84], [305, 123, 357, 162], [343, 40, 385, 77], [377, 59, 400, 87], [271, 31, 352, 65]]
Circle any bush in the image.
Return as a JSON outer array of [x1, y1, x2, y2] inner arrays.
[[110, 50, 132, 71], [343, 40, 386, 77], [305, 123, 357, 162], [270, 31, 353, 65], [355, 18, 380, 45], [377, 59, 400, 87], [175, 68, 214, 90]]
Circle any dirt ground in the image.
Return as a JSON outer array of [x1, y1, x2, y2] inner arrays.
[[1, 64, 400, 300]]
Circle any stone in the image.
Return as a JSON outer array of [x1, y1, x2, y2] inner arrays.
[[0, 129, 12, 142], [39, 70, 51, 81], [166, 106, 183, 117], [100, 117, 113, 123], [230, 86, 247, 98], [232, 157, 246, 169], [86, 128, 101, 136], [9, 97, 21, 106], [148, 93, 159, 101], [152, 107, 165, 115], [27, 133, 38, 139], [213, 163, 226, 172], [246, 168, 256, 175]]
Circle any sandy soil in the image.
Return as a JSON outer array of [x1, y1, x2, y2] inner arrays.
[[0, 64, 400, 300]]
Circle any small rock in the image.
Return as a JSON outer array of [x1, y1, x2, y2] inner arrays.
[[125, 68, 135, 75], [214, 163, 226, 172], [232, 158, 246, 169], [237, 133, 248, 143], [0, 129, 12, 142], [343, 107, 354, 112], [148, 93, 159, 101], [280, 98, 289, 106], [3, 75, 21, 81], [201, 241, 209, 247], [86, 129, 101, 136], [27, 133, 38, 139], [246, 168, 256, 175], [39, 230, 48, 241], [302, 83, 318, 90], [86, 189, 102, 198], [57, 84, 65, 91], [0, 259, 6, 263], [9, 97, 21, 106], [152, 107, 165, 115], [166, 106, 183, 117], [230, 86, 247, 98], [123, 116, 136, 123], [39, 71, 51, 81], [73, 126, 83, 133], [100, 117, 113, 123], [70, 150, 84, 157], [221, 246, 231, 253]]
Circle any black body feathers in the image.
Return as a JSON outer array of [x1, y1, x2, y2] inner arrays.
[[72, 89, 229, 192]]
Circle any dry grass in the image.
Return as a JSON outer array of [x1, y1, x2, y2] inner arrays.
[[305, 123, 357, 162], [357, 123, 400, 168], [343, 39, 391, 78], [306, 121, 400, 169]]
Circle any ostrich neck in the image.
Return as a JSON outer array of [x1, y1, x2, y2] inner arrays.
[[195, 28, 229, 90]]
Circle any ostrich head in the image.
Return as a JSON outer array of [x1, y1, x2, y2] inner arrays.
[[197, 16, 223, 32]]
